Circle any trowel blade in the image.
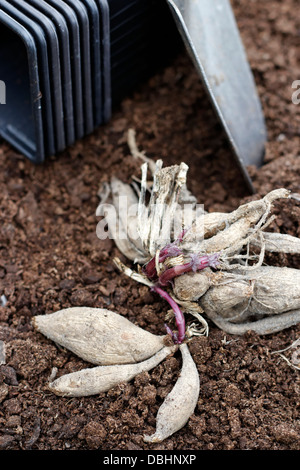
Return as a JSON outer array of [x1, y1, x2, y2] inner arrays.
[[167, 0, 267, 192]]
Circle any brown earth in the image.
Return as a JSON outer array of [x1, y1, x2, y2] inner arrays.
[[0, 0, 300, 451]]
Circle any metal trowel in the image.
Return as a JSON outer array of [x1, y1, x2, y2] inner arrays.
[[167, 0, 267, 192]]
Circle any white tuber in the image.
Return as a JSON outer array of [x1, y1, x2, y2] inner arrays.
[[33, 307, 166, 365], [48, 345, 177, 397], [144, 343, 200, 443]]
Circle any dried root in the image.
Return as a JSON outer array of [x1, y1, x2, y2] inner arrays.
[[271, 338, 300, 371], [96, 156, 199, 264], [144, 343, 200, 443]]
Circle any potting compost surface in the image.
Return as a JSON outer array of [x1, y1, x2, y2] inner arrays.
[[0, 0, 300, 451]]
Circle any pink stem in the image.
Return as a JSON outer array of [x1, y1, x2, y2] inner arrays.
[[151, 285, 185, 344], [158, 262, 193, 286], [158, 252, 220, 286], [142, 257, 157, 280], [143, 244, 183, 280]]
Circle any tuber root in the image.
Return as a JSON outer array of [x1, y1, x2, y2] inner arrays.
[[33, 307, 166, 365], [48, 345, 177, 397], [144, 343, 200, 443]]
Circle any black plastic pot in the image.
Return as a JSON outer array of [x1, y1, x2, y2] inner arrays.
[[0, 0, 180, 162]]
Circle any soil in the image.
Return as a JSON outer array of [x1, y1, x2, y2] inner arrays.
[[0, 0, 300, 451]]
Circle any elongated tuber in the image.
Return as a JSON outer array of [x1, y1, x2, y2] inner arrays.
[[48, 345, 177, 397], [33, 307, 166, 365], [144, 343, 200, 443]]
